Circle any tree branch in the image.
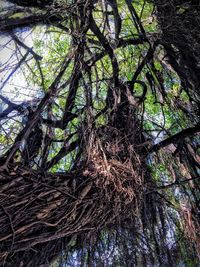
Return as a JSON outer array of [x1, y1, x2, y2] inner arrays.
[[150, 122, 200, 152]]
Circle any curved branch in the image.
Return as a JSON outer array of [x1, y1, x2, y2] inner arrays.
[[0, 14, 62, 33], [150, 122, 200, 152]]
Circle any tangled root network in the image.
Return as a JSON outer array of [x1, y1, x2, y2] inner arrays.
[[83, 128, 145, 221]]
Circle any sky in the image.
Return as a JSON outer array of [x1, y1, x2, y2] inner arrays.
[[0, 0, 40, 105], [0, 31, 40, 104]]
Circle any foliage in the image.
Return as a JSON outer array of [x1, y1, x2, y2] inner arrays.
[[0, 0, 200, 266]]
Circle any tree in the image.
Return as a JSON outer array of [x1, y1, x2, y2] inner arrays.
[[0, 0, 199, 266]]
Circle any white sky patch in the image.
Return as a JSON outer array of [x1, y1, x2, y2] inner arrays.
[[0, 30, 40, 104]]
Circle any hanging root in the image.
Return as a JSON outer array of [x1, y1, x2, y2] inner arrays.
[[180, 203, 200, 259], [83, 127, 145, 219]]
